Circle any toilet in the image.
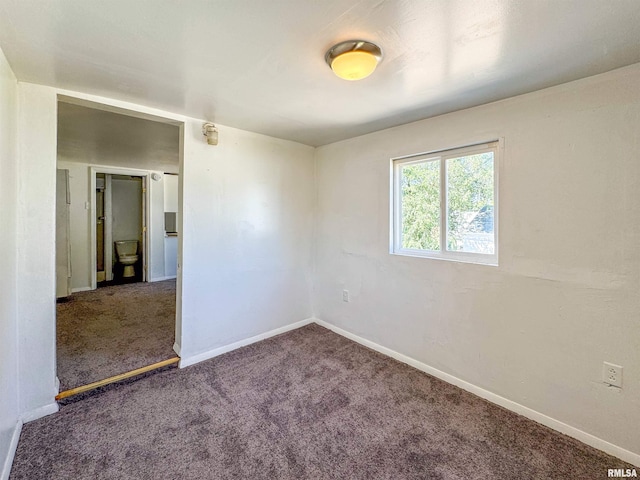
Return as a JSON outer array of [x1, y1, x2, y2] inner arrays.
[[115, 240, 139, 278]]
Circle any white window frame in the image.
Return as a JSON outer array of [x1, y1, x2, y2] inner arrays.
[[391, 140, 499, 266]]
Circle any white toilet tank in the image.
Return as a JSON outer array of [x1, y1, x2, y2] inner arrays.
[[115, 240, 138, 257]]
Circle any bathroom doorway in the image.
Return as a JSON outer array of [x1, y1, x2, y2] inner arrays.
[[95, 172, 146, 287], [91, 168, 149, 289]]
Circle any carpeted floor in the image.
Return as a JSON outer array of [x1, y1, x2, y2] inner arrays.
[[56, 280, 176, 391], [13, 324, 633, 479]]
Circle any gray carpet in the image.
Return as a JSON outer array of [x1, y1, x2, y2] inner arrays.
[[56, 280, 176, 391], [13, 324, 633, 479]]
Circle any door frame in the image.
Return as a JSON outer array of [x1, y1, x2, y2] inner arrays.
[[90, 166, 151, 290], [49, 93, 185, 403]]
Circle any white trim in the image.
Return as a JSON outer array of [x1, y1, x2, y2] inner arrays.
[[90, 168, 96, 289], [313, 318, 640, 468], [391, 141, 499, 266], [179, 318, 315, 368], [172, 342, 181, 356], [20, 402, 59, 423], [104, 174, 113, 281], [1, 420, 22, 480], [71, 286, 92, 293], [391, 249, 498, 266], [149, 275, 176, 282], [57, 93, 185, 124], [392, 140, 500, 162]]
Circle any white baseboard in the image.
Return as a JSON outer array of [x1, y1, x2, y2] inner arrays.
[[1, 420, 22, 480], [149, 276, 176, 282], [313, 318, 640, 468], [20, 402, 59, 424], [172, 342, 181, 356], [179, 318, 314, 368], [71, 286, 92, 293]]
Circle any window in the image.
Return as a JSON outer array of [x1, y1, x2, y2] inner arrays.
[[392, 141, 498, 265]]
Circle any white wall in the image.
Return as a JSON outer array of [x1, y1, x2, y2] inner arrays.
[[314, 64, 640, 459], [164, 173, 178, 278], [56, 161, 167, 287], [164, 237, 178, 278], [15, 84, 315, 426], [0, 46, 20, 480], [16, 84, 59, 422], [111, 176, 143, 252], [178, 121, 315, 359], [164, 174, 178, 212]]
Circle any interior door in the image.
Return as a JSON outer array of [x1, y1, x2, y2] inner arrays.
[[56, 169, 72, 298]]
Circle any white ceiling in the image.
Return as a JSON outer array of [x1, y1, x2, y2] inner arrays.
[[1, 0, 640, 146], [58, 101, 180, 174]]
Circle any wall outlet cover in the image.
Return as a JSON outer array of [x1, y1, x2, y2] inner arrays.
[[603, 362, 623, 388]]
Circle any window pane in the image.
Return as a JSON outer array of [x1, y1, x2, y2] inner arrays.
[[446, 152, 494, 254], [400, 160, 440, 251]]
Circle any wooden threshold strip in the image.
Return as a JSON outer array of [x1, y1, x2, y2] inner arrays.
[[55, 357, 180, 401]]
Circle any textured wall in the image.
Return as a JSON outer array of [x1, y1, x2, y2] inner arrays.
[[314, 64, 640, 457], [15, 85, 315, 425], [16, 83, 59, 422], [0, 45, 20, 479], [178, 120, 315, 359]]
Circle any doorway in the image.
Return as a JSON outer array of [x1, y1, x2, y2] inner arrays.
[[96, 173, 146, 286], [55, 98, 182, 400], [90, 168, 150, 290]]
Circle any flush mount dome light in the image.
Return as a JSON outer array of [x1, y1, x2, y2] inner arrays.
[[325, 40, 382, 81]]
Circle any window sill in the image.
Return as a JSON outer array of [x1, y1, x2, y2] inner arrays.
[[391, 249, 498, 267]]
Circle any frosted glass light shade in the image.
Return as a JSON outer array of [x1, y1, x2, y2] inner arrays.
[[331, 51, 379, 81], [325, 40, 382, 81]]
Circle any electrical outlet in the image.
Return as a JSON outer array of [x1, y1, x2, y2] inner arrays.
[[342, 290, 350, 302], [603, 362, 623, 388]]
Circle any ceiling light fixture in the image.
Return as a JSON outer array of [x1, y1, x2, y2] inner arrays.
[[325, 40, 382, 81]]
